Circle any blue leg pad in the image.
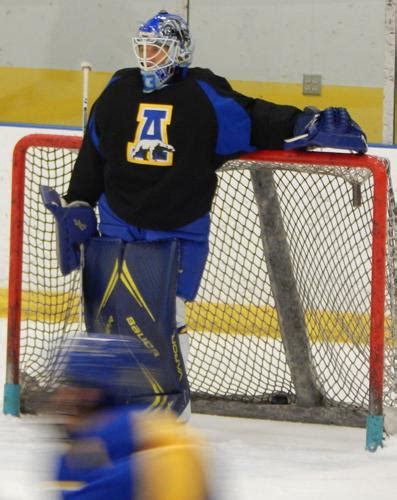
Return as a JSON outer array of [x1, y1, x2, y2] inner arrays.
[[3, 384, 20, 416], [83, 238, 189, 415]]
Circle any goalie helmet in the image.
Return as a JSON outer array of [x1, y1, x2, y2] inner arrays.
[[132, 10, 193, 92], [57, 334, 155, 407]]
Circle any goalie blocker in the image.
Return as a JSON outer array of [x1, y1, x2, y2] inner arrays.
[[40, 185, 97, 275]]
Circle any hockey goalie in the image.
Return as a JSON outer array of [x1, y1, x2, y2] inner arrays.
[[42, 9, 366, 425]]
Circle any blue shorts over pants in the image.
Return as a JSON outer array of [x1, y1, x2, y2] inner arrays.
[[98, 195, 210, 301]]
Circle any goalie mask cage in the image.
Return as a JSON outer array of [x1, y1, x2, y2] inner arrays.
[[4, 134, 397, 451]]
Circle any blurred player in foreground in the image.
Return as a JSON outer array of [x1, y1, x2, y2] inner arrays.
[[49, 334, 211, 500]]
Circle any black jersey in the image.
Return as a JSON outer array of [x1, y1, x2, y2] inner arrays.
[[66, 67, 301, 230]]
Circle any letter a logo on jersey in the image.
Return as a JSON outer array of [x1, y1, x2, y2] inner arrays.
[[127, 104, 175, 166]]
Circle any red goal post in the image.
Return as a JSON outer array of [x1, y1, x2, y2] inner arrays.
[[3, 133, 397, 452], [5, 134, 82, 414]]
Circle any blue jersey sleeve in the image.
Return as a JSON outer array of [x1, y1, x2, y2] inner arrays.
[[64, 70, 132, 206], [64, 105, 105, 206], [196, 79, 257, 156], [196, 73, 301, 154]]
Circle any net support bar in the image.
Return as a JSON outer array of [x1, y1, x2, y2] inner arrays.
[[251, 169, 323, 407]]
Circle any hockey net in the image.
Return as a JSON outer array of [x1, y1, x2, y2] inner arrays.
[[4, 135, 397, 438]]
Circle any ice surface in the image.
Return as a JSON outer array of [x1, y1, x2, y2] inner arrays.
[[1, 316, 397, 499], [0, 412, 396, 500]]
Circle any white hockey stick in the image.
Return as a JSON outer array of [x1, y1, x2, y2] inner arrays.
[[81, 61, 92, 132], [79, 62, 92, 331]]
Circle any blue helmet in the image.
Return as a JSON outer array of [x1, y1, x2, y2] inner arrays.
[[57, 334, 157, 407], [132, 10, 193, 92]]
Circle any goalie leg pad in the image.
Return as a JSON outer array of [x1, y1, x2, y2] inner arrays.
[[83, 237, 190, 415]]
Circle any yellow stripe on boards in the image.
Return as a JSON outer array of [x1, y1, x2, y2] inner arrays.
[[1, 290, 80, 324], [0, 289, 7, 317], [231, 80, 383, 143], [0, 66, 384, 143], [1, 289, 393, 346], [0, 67, 109, 127], [186, 302, 384, 345]]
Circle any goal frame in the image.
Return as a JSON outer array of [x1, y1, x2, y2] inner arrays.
[[3, 134, 391, 452]]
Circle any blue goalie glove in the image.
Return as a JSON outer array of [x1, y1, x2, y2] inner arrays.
[[284, 106, 368, 153], [40, 186, 97, 275]]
